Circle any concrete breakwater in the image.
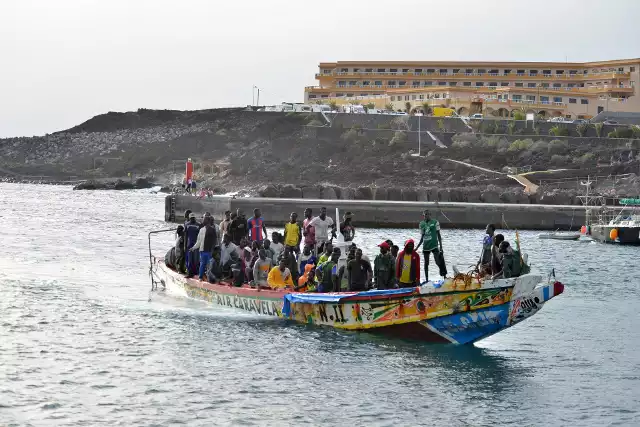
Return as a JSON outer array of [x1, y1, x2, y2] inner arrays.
[[166, 195, 586, 230]]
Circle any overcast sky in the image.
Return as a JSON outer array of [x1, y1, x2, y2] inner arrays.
[[1, 0, 639, 137]]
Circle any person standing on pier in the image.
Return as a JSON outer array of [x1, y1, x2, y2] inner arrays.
[[416, 210, 447, 281], [247, 208, 267, 246]]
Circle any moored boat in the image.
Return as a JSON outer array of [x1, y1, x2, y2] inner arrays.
[[538, 232, 581, 241], [590, 198, 640, 245], [150, 256, 564, 345]]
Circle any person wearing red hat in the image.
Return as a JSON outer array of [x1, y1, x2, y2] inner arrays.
[[374, 241, 396, 289], [396, 239, 421, 288]]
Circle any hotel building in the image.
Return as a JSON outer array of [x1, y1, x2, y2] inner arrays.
[[304, 59, 640, 118]]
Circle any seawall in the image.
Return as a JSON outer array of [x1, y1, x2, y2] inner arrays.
[[165, 195, 586, 230]]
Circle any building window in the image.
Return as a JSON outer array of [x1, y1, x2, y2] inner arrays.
[[569, 98, 577, 104], [543, 70, 551, 75], [427, 69, 435, 74], [348, 81, 357, 86], [338, 81, 346, 87], [374, 81, 382, 86], [388, 81, 396, 86], [517, 69, 525, 75], [412, 95, 417, 100], [321, 95, 328, 98], [512, 95, 522, 101], [434, 93, 440, 98], [439, 69, 448, 74], [515, 82, 524, 87], [438, 81, 447, 86], [489, 82, 498, 87], [528, 83, 536, 88], [452, 68, 460, 74], [425, 81, 433, 86], [365, 68, 373, 72], [568, 83, 575, 88], [581, 99, 589, 105], [569, 70, 578, 75], [415, 68, 423, 73], [477, 69, 486, 75], [347, 93, 354, 97], [526, 95, 536, 101], [556, 70, 565, 74], [340, 68, 348, 72], [501, 82, 509, 86], [362, 81, 370, 86], [529, 70, 538, 76], [377, 68, 385, 73], [390, 68, 398, 73], [308, 94, 317, 99], [504, 69, 512, 75], [399, 81, 407, 86], [463, 82, 471, 86], [541, 96, 549, 103], [553, 97, 563, 103], [402, 69, 409, 73], [353, 68, 360, 73], [412, 81, 420, 87], [361, 93, 368, 97], [323, 69, 331, 74], [419, 94, 424, 99], [475, 82, 484, 87], [404, 95, 410, 101], [553, 83, 561, 88], [631, 67, 636, 72], [541, 83, 549, 88], [465, 69, 473, 74], [449, 82, 458, 86]]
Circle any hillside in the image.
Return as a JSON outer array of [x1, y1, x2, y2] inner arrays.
[[1, 108, 639, 203]]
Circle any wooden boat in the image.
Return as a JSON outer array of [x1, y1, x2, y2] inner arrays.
[[150, 257, 564, 345], [537, 232, 581, 241]]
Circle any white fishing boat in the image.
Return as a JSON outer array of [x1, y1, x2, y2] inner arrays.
[[538, 232, 581, 241]]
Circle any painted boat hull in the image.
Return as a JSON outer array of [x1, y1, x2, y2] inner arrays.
[[591, 225, 640, 245], [152, 258, 563, 345]]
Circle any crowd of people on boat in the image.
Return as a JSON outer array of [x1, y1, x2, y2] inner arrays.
[[163, 206, 527, 292]]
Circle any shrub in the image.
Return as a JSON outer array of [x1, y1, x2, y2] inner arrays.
[[530, 140, 549, 152], [576, 122, 591, 137], [451, 140, 472, 149], [548, 139, 569, 155], [389, 130, 407, 146], [508, 139, 534, 152], [405, 102, 412, 113], [577, 152, 595, 164], [480, 135, 501, 147], [507, 121, 517, 135], [329, 101, 338, 111], [595, 122, 604, 137], [513, 111, 525, 121], [437, 119, 445, 132], [341, 128, 359, 142], [533, 126, 541, 135], [384, 103, 394, 111], [608, 128, 635, 138], [633, 125, 640, 138], [365, 102, 375, 110], [482, 121, 497, 134], [550, 154, 571, 165], [549, 125, 570, 137]]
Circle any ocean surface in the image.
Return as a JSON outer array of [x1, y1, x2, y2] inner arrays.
[[1, 183, 639, 426]]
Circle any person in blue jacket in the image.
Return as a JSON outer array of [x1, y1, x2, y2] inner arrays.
[[184, 213, 201, 277]]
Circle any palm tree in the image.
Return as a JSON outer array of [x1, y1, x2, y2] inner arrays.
[[405, 102, 412, 113]]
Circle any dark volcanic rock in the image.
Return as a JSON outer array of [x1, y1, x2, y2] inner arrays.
[[340, 187, 355, 200], [134, 177, 154, 189], [114, 180, 135, 190], [439, 189, 451, 202], [373, 187, 388, 200], [321, 185, 337, 200], [73, 180, 102, 190], [258, 184, 279, 198], [388, 187, 403, 201], [480, 190, 501, 203], [280, 184, 302, 199], [402, 189, 418, 201], [417, 189, 429, 201], [301, 186, 321, 199], [355, 186, 373, 200]]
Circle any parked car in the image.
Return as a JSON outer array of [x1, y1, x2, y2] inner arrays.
[[470, 113, 483, 119], [572, 119, 588, 124], [603, 120, 619, 125]]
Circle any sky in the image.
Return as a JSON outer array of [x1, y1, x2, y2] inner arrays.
[[1, 0, 639, 138]]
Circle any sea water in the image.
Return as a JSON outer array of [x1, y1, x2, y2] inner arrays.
[[1, 183, 639, 426]]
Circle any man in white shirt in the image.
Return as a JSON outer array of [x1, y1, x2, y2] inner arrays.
[[221, 233, 240, 278], [308, 207, 336, 253]]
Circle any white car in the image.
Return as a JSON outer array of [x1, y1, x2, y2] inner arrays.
[[470, 113, 483, 119]]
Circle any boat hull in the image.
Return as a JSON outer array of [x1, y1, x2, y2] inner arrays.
[[152, 258, 563, 345], [591, 225, 640, 245]]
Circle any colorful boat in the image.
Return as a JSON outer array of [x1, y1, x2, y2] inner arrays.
[[151, 256, 564, 345]]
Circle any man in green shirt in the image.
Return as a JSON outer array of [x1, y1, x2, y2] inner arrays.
[[416, 210, 447, 281]]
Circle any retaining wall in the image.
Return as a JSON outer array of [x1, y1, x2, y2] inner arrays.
[[167, 195, 586, 230]]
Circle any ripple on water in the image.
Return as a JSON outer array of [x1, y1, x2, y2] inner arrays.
[[0, 183, 639, 426]]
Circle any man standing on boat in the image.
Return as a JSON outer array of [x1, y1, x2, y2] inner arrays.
[[416, 210, 447, 281], [477, 224, 496, 275], [374, 241, 395, 289], [283, 212, 302, 254], [229, 209, 248, 245], [396, 239, 420, 288], [346, 248, 372, 292], [339, 211, 356, 242], [247, 208, 267, 247], [189, 216, 218, 281], [302, 208, 316, 255], [307, 207, 336, 255], [184, 213, 201, 277], [219, 210, 232, 237]]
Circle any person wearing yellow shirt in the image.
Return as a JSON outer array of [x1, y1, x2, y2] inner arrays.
[[267, 259, 294, 290], [283, 212, 302, 254]]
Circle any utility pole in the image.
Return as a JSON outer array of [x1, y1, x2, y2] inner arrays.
[[254, 85, 261, 106]]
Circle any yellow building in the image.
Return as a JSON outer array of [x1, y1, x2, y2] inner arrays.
[[304, 59, 640, 119]]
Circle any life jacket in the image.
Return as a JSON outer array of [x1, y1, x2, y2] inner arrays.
[[202, 225, 217, 253]]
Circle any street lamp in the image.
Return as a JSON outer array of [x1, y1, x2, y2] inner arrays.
[[253, 85, 262, 106]]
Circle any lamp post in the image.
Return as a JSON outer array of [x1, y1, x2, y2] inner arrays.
[[253, 85, 261, 106]]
